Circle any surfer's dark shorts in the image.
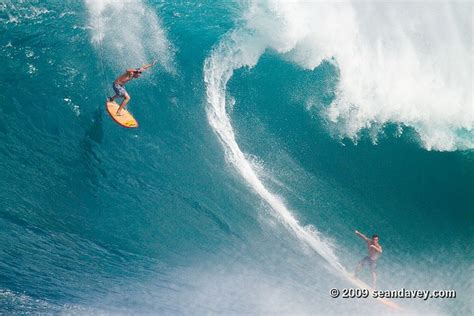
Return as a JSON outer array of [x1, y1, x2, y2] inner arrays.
[[113, 82, 127, 97], [360, 256, 377, 272]]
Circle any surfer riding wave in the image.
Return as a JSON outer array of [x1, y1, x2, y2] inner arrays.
[[108, 60, 157, 116], [354, 230, 383, 289]]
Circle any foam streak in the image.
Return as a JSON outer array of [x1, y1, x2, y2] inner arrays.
[[204, 29, 344, 273]]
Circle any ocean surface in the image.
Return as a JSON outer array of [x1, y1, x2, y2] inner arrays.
[[1, 1, 473, 315]]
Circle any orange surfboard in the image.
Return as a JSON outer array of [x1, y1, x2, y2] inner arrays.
[[105, 101, 138, 128]]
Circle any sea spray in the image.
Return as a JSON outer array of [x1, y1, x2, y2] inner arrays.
[[85, 0, 174, 73], [217, 1, 473, 151]]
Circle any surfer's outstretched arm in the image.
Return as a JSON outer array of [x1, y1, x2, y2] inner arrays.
[[138, 60, 157, 72], [125, 61, 155, 76], [355, 230, 370, 242]]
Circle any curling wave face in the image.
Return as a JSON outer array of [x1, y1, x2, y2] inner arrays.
[[213, 1, 473, 151]]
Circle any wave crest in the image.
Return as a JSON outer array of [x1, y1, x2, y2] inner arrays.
[[236, 1, 473, 151]]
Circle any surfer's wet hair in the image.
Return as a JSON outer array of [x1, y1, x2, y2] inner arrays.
[[372, 234, 379, 239]]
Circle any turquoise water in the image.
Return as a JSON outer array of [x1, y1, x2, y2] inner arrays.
[[1, 1, 472, 315]]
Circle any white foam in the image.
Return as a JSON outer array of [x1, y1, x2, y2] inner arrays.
[[85, 0, 174, 73], [215, 1, 473, 151], [325, 2, 473, 151]]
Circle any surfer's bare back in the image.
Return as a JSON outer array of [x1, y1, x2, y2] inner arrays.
[[108, 61, 157, 115], [354, 230, 383, 289]]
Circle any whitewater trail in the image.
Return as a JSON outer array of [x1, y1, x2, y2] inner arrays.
[[204, 28, 346, 275]]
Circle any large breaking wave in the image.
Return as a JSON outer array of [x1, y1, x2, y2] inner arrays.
[[204, 0, 472, 293], [207, 1, 472, 152]]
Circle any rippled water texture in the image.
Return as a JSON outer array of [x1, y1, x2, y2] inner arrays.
[[0, 1, 472, 315]]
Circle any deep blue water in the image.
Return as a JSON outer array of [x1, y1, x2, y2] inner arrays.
[[1, 1, 472, 315]]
